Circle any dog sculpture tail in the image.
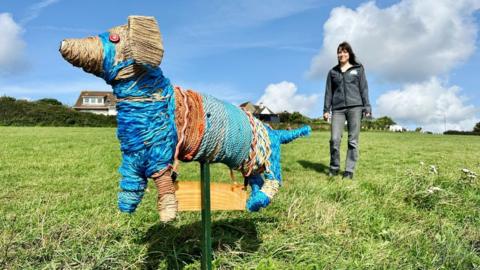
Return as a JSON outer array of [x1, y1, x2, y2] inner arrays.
[[246, 125, 311, 212], [275, 125, 312, 144]]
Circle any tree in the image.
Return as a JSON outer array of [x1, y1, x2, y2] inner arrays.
[[374, 116, 396, 129], [36, 98, 63, 106], [278, 111, 310, 124], [0, 96, 16, 102], [474, 122, 480, 133], [361, 118, 374, 130], [278, 111, 291, 123], [289, 112, 306, 123]]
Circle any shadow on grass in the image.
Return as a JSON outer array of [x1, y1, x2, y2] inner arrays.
[[140, 217, 267, 269], [297, 160, 329, 175]]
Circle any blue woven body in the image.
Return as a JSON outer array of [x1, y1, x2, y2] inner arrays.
[[193, 94, 252, 168], [97, 32, 178, 213], [114, 68, 178, 213], [96, 31, 311, 214]]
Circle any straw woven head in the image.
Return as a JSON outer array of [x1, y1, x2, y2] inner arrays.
[[60, 15, 164, 81]]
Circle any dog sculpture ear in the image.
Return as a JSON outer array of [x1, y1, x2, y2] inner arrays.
[[128, 16, 164, 67]]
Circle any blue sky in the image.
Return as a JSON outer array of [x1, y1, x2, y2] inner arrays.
[[1, 0, 479, 132]]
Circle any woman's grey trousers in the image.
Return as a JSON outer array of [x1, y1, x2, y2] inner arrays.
[[330, 106, 362, 173]]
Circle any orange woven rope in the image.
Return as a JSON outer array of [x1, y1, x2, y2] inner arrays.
[[152, 167, 175, 194], [174, 87, 205, 162], [173, 88, 189, 171]]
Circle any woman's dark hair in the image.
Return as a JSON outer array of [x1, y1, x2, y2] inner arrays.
[[337, 41, 360, 66]]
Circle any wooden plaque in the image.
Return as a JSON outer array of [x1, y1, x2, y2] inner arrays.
[[174, 181, 247, 211]]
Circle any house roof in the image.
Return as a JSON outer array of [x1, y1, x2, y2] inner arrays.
[[259, 107, 275, 115], [239, 101, 277, 115], [73, 91, 116, 109], [239, 101, 258, 113], [239, 101, 253, 107]]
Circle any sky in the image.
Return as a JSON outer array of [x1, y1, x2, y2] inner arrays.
[[1, 0, 479, 132]]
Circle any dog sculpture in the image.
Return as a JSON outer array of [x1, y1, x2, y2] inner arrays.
[[60, 16, 310, 222]]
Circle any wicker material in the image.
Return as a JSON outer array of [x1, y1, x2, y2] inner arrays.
[[128, 16, 164, 67], [152, 168, 178, 222], [59, 37, 103, 76], [107, 24, 140, 80]]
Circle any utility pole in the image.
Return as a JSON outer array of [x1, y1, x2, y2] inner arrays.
[[444, 113, 447, 133]]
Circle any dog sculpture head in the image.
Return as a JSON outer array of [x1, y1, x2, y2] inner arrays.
[[59, 16, 164, 83]]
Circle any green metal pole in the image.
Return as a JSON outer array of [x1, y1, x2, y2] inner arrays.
[[200, 162, 212, 270]]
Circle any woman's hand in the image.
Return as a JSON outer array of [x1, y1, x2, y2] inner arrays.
[[323, 112, 330, 121]]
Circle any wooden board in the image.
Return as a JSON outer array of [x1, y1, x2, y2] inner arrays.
[[174, 181, 247, 211]]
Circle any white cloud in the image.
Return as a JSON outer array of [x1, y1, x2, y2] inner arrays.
[[0, 13, 27, 75], [257, 81, 319, 115], [376, 78, 479, 132], [307, 0, 480, 82]]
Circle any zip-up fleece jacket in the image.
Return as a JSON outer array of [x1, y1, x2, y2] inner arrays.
[[323, 64, 371, 114]]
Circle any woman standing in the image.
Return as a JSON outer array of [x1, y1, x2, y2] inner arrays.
[[323, 42, 371, 179]]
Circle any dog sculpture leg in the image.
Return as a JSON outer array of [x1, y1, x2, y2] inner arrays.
[[151, 167, 178, 222], [118, 152, 148, 213]]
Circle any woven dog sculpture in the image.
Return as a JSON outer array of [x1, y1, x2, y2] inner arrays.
[[60, 16, 311, 222]]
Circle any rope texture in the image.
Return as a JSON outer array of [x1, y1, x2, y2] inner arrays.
[[246, 125, 311, 211], [97, 29, 312, 215], [99, 31, 178, 213], [239, 111, 272, 177], [193, 94, 252, 168], [173, 87, 205, 162], [152, 167, 178, 222]]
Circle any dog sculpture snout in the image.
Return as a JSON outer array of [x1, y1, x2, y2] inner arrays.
[[59, 37, 104, 76]]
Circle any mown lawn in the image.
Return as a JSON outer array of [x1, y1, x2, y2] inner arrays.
[[0, 127, 479, 269]]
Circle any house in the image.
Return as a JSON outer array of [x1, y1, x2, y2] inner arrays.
[[239, 101, 280, 123], [73, 91, 117, 116], [389, 124, 404, 132]]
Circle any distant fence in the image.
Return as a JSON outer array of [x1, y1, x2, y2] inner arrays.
[[268, 122, 407, 132], [443, 130, 480, 136], [269, 122, 330, 131]]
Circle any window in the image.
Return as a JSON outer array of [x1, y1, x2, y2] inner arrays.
[[83, 96, 104, 105]]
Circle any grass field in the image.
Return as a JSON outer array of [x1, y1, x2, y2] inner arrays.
[[1, 127, 479, 269]]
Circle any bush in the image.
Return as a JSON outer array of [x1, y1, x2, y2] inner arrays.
[[269, 122, 330, 131], [0, 96, 116, 127], [360, 116, 397, 130], [36, 98, 64, 106], [474, 122, 480, 133], [278, 111, 312, 124], [443, 130, 480, 136]]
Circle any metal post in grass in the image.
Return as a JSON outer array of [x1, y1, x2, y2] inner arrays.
[[200, 162, 212, 270]]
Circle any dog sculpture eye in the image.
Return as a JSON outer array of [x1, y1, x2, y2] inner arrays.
[[109, 33, 120, 43]]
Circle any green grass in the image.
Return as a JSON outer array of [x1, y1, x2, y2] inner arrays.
[[1, 127, 479, 269]]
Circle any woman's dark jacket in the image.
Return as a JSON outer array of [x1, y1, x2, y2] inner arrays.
[[323, 64, 371, 114]]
